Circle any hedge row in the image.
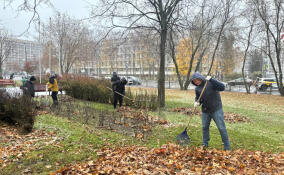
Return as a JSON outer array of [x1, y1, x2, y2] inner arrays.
[[60, 75, 112, 104], [124, 88, 158, 110], [60, 75, 158, 110]]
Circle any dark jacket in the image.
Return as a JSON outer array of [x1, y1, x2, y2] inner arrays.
[[23, 80, 35, 98], [115, 78, 128, 95], [190, 72, 225, 113], [111, 73, 120, 91]]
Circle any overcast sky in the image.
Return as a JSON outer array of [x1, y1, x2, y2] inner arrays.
[[0, 0, 93, 40]]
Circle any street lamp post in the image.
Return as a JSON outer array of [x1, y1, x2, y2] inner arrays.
[[38, 21, 42, 83]]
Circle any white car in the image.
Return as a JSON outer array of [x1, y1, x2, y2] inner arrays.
[[126, 76, 142, 85]]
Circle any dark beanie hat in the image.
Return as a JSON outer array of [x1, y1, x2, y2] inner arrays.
[[30, 76, 36, 81]]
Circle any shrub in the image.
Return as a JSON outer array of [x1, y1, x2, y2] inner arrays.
[[124, 88, 158, 110], [0, 91, 36, 133], [59, 75, 158, 110], [224, 73, 242, 81], [249, 71, 262, 80], [60, 75, 113, 104]]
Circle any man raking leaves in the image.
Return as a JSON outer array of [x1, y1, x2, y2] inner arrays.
[[111, 72, 128, 109], [191, 72, 230, 150]]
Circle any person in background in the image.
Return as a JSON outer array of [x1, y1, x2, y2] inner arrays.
[[47, 73, 59, 107], [111, 72, 120, 92], [190, 72, 230, 151], [10, 73, 14, 80], [23, 76, 36, 98], [113, 77, 128, 109]]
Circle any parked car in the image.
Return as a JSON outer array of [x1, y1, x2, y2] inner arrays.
[[227, 77, 253, 86], [124, 76, 142, 85], [104, 75, 111, 80], [256, 77, 277, 91]]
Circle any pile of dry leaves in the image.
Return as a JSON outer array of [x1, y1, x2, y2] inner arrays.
[[170, 107, 251, 123], [0, 125, 62, 168], [118, 106, 169, 126], [52, 143, 284, 175]]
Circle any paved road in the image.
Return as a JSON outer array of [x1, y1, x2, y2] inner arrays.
[[135, 80, 281, 96]]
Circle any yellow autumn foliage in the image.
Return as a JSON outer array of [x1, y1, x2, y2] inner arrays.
[[176, 37, 222, 76], [176, 38, 198, 76]]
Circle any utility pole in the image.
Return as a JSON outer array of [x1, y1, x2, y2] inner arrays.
[[49, 18, 52, 72], [38, 20, 42, 83], [49, 42, 51, 72]]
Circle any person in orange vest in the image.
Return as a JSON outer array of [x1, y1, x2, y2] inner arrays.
[[47, 73, 59, 107]]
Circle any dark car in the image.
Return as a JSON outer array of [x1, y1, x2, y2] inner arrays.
[[227, 77, 253, 86]]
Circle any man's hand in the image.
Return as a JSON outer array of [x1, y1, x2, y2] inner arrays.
[[194, 102, 200, 108], [206, 76, 211, 81]]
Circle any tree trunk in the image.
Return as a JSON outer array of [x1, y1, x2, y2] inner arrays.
[[169, 31, 184, 90], [172, 57, 184, 90], [207, 25, 224, 76], [242, 23, 254, 94], [183, 55, 195, 90], [158, 28, 167, 108], [0, 62, 3, 79], [59, 43, 63, 75], [183, 36, 203, 90]]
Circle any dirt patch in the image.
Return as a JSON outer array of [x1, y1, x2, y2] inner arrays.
[[169, 107, 251, 123], [36, 97, 171, 139], [53, 143, 284, 175]]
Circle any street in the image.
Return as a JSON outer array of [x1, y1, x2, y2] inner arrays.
[[136, 80, 281, 96]]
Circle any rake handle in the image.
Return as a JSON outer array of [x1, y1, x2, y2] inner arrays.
[[106, 86, 135, 101], [187, 80, 208, 128]]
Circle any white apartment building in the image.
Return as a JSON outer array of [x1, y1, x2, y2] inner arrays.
[[93, 35, 175, 79], [3, 38, 43, 75]]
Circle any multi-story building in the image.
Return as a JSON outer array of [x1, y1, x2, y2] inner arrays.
[[3, 38, 43, 76], [92, 34, 174, 79]]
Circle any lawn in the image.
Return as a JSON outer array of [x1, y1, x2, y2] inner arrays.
[[0, 88, 283, 174]]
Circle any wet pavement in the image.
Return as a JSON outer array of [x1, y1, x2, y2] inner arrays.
[[136, 80, 281, 96]]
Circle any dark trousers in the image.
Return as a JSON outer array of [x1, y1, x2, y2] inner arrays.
[[51, 91, 58, 105], [113, 94, 123, 109]]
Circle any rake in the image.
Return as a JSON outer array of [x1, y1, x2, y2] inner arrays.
[[106, 86, 151, 102], [106, 86, 135, 101], [42, 85, 50, 107], [176, 80, 208, 145]]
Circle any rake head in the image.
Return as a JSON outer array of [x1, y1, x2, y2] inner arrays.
[[176, 127, 191, 145]]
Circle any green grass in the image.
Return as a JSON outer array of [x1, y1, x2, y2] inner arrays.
[[1, 89, 283, 174], [163, 91, 284, 153], [1, 114, 141, 175]]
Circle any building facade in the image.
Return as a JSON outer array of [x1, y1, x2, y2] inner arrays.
[[3, 38, 43, 76], [91, 35, 174, 79]]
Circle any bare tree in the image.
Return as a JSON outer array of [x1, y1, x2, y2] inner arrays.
[[182, 0, 218, 89], [0, 29, 13, 78], [238, 8, 257, 94], [207, 0, 237, 76], [167, 0, 231, 90], [2, 0, 52, 35], [23, 61, 37, 74], [242, 22, 255, 93], [169, 29, 184, 89], [251, 0, 284, 96], [41, 41, 58, 72], [92, 0, 188, 107], [42, 13, 93, 74]]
